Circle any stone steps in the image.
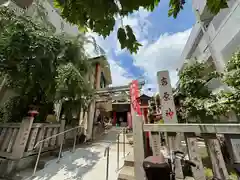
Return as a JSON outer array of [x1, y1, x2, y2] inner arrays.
[[118, 153, 135, 180], [124, 154, 134, 167], [126, 134, 133, 145], [118, 166, 135, 180]]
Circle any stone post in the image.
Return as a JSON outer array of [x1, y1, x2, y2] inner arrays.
[[12, 117, 34, 159], [86, 62, 101, 141], [58, 119, 66, 146]]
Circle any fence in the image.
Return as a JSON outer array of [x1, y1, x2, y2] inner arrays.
[[0, 117, 64, 160], [105, 127, 128, 180], [0, 116, 88, 176], [135, 123, 240, 180], [32, 125, 84, 176], [117, 128, 126, 170]]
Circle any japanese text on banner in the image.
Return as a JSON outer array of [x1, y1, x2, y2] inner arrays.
[[130, 80, 142, 115]]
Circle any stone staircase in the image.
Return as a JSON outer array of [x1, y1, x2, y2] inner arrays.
[[118, 154, 135, 180]]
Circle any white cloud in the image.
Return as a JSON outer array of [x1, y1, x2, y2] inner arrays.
[[133, 28, 191, 92], [85, 33, 133, 86], [85, 8, 152, 87], [86, 7, 152, 56], [108, 59, 133, 86], [122, 7, 151, 40], [85, 9, 192, 93]]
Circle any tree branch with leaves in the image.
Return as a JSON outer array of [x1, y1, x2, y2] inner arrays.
[[0, 7, 93, 122], [53, 0, 228, 53], [208, 50, 240, 118]]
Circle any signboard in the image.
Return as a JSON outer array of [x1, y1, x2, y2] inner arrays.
[[157, 71, 178, 123], [130, 80, 142, 116], [150, 132, 162, 156]]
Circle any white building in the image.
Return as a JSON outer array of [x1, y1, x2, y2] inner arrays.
[[178, 0, 240, 93]]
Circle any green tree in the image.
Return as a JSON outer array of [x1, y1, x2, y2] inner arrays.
[[0, 7, 93, 122], [148, 96, 156, 123], [210, 50, 240, 117], [176, 61, 220, 123], [53, 0, 228, 53], [147, 94, 161, 123]]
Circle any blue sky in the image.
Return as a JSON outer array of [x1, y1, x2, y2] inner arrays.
[[89, 0, 195, 95]]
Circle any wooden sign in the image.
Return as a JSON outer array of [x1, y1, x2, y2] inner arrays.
[[157, 71, 178, 123], [150, 132, 162, 156]]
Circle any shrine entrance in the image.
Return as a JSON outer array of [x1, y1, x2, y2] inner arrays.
[[95, 82, 145, 128], [115, 111, 128, 126], [112, 103, 130, 127]]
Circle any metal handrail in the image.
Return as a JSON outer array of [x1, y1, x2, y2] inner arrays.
[[34, 125, 84, 148], [116, 127, 127, 171], [32, 125, 84, 176], [103, 127, 127, 180], [104, 142, 112, 180]]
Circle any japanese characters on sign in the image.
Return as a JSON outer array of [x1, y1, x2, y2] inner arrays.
[[130, 80, 142, 116], [161, 77, 168, 86], [165, 108, 174, 119], [163, 92, 170, 101], [157, 71, 178, 123]]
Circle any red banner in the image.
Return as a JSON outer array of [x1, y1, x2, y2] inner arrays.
[[130, 80, 142, 115]]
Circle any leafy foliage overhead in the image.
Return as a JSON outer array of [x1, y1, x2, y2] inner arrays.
[[0, 7, 93, 122], [54, 0, 228, 53]]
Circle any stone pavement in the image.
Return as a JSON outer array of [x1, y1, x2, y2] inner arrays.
[[19, 127, 132, 180]]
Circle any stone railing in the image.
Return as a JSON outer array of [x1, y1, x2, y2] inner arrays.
[[0, 117, 88, 176], [0, 123, 21, 158], [0, 118, 63, 160]]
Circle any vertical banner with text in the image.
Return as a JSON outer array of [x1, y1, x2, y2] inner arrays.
[[130, 80, 142, 116], [157, 71, 178, 123], [130, 80, 145, 180]]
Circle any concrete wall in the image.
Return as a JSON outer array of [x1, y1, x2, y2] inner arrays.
[[181, 0, 239, 67], [209, 1, 240, 64], [178, 0, 240, 91]]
